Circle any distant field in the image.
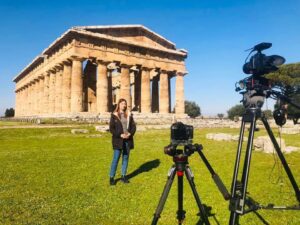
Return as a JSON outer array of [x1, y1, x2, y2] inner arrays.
[[0, 123, 299, 225]]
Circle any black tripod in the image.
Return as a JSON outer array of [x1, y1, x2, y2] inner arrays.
[[229, 107, 300, 225], [152, 144, 230, 225]]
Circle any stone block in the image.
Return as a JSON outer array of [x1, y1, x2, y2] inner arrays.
[[254, 136, 286, 153], [71, 129, 89, 134], [95, 125, 109, 132]]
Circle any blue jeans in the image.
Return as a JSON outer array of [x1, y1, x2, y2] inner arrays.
[[109, 142, 130, 178]]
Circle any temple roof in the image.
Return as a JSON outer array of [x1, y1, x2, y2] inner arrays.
[[73, 25, 176, 48], [14, 25, 187, 82]]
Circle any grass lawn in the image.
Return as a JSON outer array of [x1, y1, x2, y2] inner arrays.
[[0, 124, 300, 224]]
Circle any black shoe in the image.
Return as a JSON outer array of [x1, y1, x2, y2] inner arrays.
[[110, 177, 116, 185], [121, 175, 129, 184]]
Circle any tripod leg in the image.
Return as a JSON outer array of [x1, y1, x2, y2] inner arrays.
[[185, 166, 210, 225], [230, 113, 256, 225], [152, 166, 177, 225], [177, 169, 185, 225], [261, 116, 300, 202], [240, 117, 256, 202], [229, 119, 246, 225], [230, 120, 246, 196]]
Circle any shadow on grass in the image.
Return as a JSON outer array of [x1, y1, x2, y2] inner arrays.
[[116, 159, 160, 182], [196, 204, 220, 225]]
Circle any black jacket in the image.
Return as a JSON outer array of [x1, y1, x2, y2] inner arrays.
[[109, 112, 136, 150]]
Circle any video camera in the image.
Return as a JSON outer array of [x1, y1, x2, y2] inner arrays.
[[164, 122, 198, 157], [171, 122, 193, 146], [235, 42, 300, 126], [235, 42, 286, 109], [242, 42, 285, 77]]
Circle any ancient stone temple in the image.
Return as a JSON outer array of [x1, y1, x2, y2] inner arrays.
[[13, 25, 188, 117]]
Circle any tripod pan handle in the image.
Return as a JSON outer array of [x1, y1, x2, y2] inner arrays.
[[212, 174, 231, 200]]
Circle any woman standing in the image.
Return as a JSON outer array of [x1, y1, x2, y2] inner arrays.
[[109, 98, 136, 185]]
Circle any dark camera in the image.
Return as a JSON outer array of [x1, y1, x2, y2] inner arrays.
[[242, 42, 285, 77], [171, 122, 193, 146]]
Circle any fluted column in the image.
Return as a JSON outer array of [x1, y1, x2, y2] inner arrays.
[[29, 82, 34, 115], [96, 60, 109, 113], [38, 76, 44, 115], [141, 67, 151, 113], [130, 71, 135, 110], [30, 81, 36, 115], [35, 79, 40, 115], [41, 76, 45, 114], [71, 57, 84, 113], [15, 90, 19, 117], [120, 64, 131, 110], [32, 82, 36, 115], [48, 70, 56, 114], [19, 88, 23, 116], [159, 70, 170, 113], [62, 60, 72, 113], [24, 85, 29, 116], [55, 66, 63, 113], [175, 72, 186, 114], [43, 73, 50, 114]]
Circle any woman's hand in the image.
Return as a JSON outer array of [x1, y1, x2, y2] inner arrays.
[[121, 133, 131, 139]]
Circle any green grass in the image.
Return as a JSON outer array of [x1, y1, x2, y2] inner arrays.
[[0, 126, 299, 225], [0, 121, 31, 127]]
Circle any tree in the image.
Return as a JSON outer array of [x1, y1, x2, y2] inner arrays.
[[266, 63, 300, 86], [262, 109, 272, 119], [267, 63, 300, 120], [227, 104, 245, 120], [217, 113, 224, 119], [185, 100, 201, 118], [5, 108, 15, 117]]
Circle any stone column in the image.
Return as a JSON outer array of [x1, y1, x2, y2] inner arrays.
[[48, 70, 56, 114], [32, 80, 37, 115], [130, 71, 135, 110], [29, 82, 34, 115], [15, 90, 19, 117], [43, 73, 50, 114], [152, 75, 159, 113], [35, 79, 40, 115], [38, 76, 44, 115], [159, 70, 170, 113], [96, 60, 109, 113], [175, 72, 186, 114], [120, 64, 131, 110], [21, 89, 24, 116], [141, 67, 151, 113], [55, 65, 63, 113], [62, 60, 72, 113], [71, 57, 84, 113], [24, 85, 29, 116], [18, 89, 22, 116], [21, 88, 25, 116], [31, 80, 37, 115]]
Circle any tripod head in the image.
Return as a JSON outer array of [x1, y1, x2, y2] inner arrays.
[[164, 143, 203, 158], [236, 43, 300, 126]]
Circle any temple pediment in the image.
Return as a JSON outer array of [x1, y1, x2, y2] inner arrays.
[[73, 25, 176, 51]]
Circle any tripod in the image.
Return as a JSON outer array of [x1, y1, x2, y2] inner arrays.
[[152, 145, 230, 225], [229, 107, 300, 225]]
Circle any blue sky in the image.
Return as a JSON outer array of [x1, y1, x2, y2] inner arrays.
[[1, 0, 300, 116]]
